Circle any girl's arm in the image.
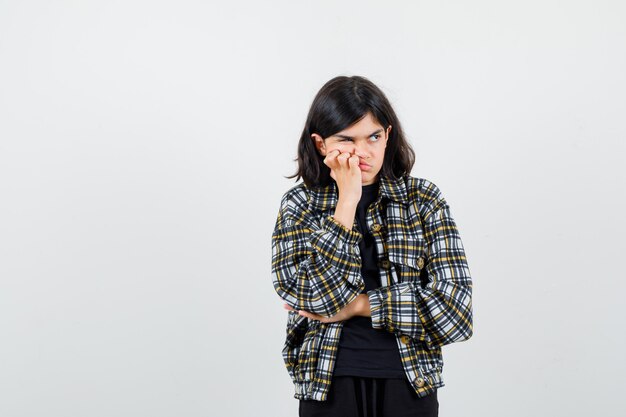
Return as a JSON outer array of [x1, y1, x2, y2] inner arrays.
[[271, 189, 365, 317], [366, 181, 474, 348]]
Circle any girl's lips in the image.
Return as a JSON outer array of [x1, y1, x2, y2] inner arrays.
[[359, 163, 371, 170]]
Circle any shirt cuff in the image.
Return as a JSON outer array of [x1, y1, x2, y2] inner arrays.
[[367, 284, 432, 345], [367, 287, 391, 331], [319, 214, 363, 247]]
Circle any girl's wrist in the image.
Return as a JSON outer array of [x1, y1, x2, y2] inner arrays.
[[359, 294, 371, 317]]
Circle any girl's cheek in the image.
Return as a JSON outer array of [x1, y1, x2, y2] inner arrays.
[[330, 146, 351, 156]]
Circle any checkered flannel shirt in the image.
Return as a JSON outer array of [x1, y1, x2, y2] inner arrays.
[[271, 174, 473, 401]]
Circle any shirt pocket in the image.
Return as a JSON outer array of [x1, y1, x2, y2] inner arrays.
[[386, 235, 429, 284], [282, 312, 308, 381], [294, 320, 323, 383], [282, 313, 323, 384]]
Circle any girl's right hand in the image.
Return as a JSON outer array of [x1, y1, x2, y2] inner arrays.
[[324, 149, 362, 204]]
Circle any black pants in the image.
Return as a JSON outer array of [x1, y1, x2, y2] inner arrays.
[[299, 375, 438, 417]]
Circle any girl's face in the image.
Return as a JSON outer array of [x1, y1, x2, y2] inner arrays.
[[312, 112, 391, 185]]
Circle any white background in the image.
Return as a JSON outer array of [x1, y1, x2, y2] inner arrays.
[[1, 1, 624, 416]]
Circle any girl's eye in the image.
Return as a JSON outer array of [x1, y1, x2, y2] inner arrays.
[[339, 135, 380, 142]]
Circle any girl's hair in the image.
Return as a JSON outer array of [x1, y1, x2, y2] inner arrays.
[[287, 75, 415, 188]]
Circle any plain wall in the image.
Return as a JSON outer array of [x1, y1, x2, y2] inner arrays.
[[0, 1, 624, 416]]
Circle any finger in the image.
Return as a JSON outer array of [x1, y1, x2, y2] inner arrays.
[[336, 152, 351, 169], [348, 154, 360, 169], [298, 310, 321, 321], [302, 311, 330, 323], [323, 149, 342, 168], [337, 151, 351, 161], [324, 149, 341, 161]]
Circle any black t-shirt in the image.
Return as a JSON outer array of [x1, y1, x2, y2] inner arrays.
[[332, 181, 406, 379]]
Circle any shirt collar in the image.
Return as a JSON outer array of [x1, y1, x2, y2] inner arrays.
[[308, 175, 409, 211]]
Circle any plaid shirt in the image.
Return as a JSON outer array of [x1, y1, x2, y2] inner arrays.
[[271, 174, 473, 401]]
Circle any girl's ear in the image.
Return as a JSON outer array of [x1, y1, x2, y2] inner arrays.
[[385, 125, 392, 147], [311, 134, 327, 156]]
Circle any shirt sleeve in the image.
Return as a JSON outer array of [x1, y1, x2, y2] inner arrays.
[[271, 190, 365, 317], [366, 183, 474, 348]]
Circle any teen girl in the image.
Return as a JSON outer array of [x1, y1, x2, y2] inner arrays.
[[271, 75, 473, 417]]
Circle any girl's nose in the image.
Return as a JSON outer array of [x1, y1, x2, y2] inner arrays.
[[354, 147, 368, 159], [352, 143, 365, 155]]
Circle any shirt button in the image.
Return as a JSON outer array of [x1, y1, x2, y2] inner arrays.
[[417, 257, 425, 269], [371, 223, 382, 232], [400, 335, 411, 344], [415, 377, 426, 387], [379, 259, 391, 269]]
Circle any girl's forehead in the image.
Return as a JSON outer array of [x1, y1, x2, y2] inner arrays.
[[334, 113, 386, 136], [332, 126, 387, 140]]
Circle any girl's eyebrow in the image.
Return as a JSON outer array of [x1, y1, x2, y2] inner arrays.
[[334, 128, 384, 140]]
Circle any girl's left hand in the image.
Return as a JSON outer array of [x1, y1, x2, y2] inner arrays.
[[283, 294, 371, 323]]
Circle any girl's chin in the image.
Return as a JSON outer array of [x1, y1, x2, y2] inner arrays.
[[362, 174, 379, 185]]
